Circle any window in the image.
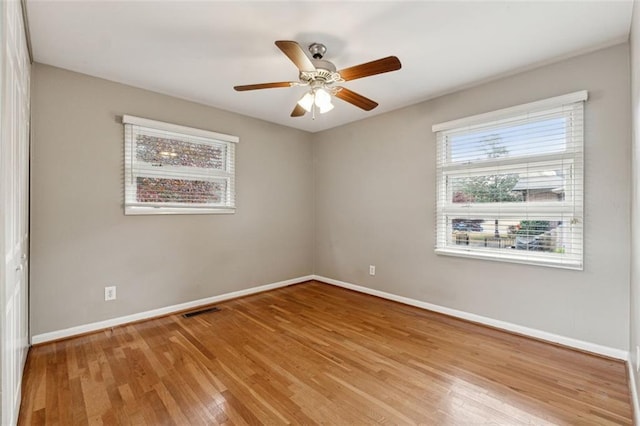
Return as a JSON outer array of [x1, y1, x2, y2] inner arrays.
[[123, 115, 238, 215], [433, 91, 586, 269]]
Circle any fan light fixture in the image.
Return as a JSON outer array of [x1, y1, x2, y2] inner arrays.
[[234, 41, 402, 119], [297, 88, 334, 116]]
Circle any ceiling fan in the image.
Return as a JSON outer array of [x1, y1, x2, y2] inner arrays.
[[234, 41, 402, 118]]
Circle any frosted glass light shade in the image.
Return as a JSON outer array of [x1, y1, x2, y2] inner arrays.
[[297, 92, 314, 112], [314, 88, 331, 108], [297, 88, 334, 114]]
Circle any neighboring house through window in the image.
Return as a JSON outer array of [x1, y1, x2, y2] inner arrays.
[[432, 91, 586, 269], [123, 115, 238, 215]]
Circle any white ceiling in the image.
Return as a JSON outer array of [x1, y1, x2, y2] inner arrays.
[[26, 1, 633, 133]]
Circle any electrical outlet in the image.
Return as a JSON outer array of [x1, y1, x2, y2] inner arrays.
[[369, 265, 376, 276], [105, 286, 116, 301]]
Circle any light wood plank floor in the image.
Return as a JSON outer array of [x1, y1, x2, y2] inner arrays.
[[19, 281, 633, 425]]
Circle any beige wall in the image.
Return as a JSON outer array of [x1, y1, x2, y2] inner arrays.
[[32, 44, 633, 353], [629, 0, 640, 412], [313, 44, 631, 350], [30, 64, 314, 335]]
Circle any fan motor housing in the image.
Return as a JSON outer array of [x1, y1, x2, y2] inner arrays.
[[312, 59, 336, 73], [300, 59, 339, 84]]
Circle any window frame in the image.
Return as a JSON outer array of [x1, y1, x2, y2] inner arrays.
[[123, 115, 238, 215], [432, 91, 587, 270]]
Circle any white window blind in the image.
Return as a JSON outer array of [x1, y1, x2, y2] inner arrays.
[[123, 115, 238, 215], [433, 91, 586, 269]]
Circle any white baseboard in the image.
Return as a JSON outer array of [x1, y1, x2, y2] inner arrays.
[[32, 274, 629, 362], [312, 275, 628, 360], [31, 275, 314, 345], [628, 356, 640, 425]]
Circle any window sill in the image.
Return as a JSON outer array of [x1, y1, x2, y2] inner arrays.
[[125, 206, 235, 215], [434, 247, 582, 270]]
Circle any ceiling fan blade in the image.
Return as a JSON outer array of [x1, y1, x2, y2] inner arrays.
[[338, 56, 402, 81], [234, 82, 294, 91], [334, 87, 378, 111], [291, 104, 306, 117], [275, 40, 316, 73]]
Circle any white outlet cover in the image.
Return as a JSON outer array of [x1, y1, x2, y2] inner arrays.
[[105, 286, 116, 301], [369, 265, 376, 276]]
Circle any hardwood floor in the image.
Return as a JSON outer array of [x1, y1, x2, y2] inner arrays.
[[18, 281, 633, 425]]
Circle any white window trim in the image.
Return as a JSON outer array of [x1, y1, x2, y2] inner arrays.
[[432, 91, 587, 270], [432, 90, 588, 132], [123, 115, 239, 143], [123, 115, 238, 215]]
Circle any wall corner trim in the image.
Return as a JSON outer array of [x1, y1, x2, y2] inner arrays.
[[312, 275, 628, 360], [31, 275, 314, 345]]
